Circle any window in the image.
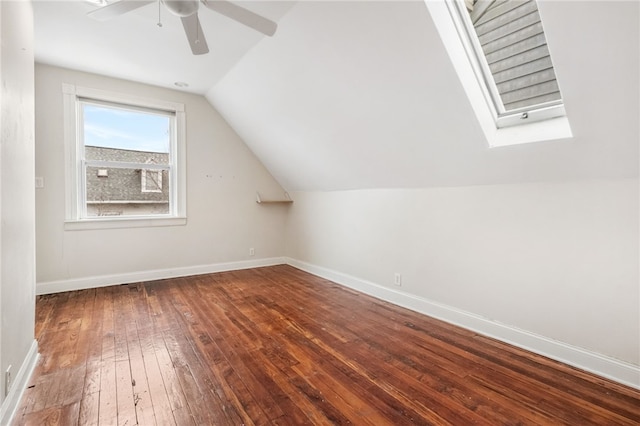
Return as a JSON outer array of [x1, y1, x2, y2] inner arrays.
[[141, 166, 163, 193], [63, 84, 186, 229], [425, 0, 572, 146]]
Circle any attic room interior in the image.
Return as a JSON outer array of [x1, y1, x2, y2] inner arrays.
[[1, 0, 639, 424]]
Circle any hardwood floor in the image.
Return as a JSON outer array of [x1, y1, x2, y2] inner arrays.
[[12, 265, 640, 425]]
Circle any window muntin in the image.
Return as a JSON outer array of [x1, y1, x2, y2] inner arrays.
[[63, 84, 186, 228], [450, 0, 565, 128]]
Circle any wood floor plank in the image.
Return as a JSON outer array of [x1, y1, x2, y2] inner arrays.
[[143, 283, 192, 419], [77, 387, 99, 426], [187, 276, 313, 424], [180, 279, 287, 418], [76, 289, 102, 366], [12, 265, 640, 426], [18, 402, 80, 426], [162, 281, 250, 425], [121, 286, 157, 426], [115, 358, 137, 425], [254, 271, 522, 423], [129, 285, 178, 426], [98, 287, 118, 426], [33, 293, 57, 339], [225, 280, 442, 424], [97, 359, 117, 425], [148, 280, 234, 425]]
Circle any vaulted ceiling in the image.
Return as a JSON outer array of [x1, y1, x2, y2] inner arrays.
[[33, 1, 639, 191]]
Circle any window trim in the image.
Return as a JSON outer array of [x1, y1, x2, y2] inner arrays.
[[425, 0, 572, 146], [63, 83, 187, 230]]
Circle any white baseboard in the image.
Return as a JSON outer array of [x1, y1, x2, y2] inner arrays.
[[285, 257, 640, 390], [34, 257, 640, 390], [36, 257, 286, 295], [0, 340, 39, 425]]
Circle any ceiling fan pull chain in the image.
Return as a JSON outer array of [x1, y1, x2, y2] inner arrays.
[[157, 0, 163, 27]]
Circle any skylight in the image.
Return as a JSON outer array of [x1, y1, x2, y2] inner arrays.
[[475, 1, 561, 108], [455, 0, 566, 127], [426, 0, 572, 145]]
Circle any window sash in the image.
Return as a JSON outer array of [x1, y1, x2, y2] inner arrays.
[[447, 0, 565, 127], [78, 97, 177, 117], [77, 102, 176, 219], [83, 160, 171, 170]]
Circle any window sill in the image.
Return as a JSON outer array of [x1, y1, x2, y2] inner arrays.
[[489, 115, 573, 148], [64, 216, 187, 231]]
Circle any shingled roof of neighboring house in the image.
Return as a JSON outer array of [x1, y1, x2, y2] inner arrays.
[[85, 146, 169, 204]]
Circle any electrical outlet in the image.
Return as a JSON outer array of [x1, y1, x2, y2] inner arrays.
[[394, 273, 402, 286], [249, 248, 255, 256], [5, 365, 11, 397]]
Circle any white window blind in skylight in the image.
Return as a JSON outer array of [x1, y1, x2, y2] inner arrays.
[[453, 0, 566, 128]]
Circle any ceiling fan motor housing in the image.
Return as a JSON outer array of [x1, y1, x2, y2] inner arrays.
[[162, 0, 199, 17]]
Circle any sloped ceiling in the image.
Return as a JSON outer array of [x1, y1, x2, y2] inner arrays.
[[207, 1, 639, 191], [32, 1, 638, 192]]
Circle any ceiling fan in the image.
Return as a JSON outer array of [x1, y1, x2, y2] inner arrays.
[[87, 0, 278, 55]]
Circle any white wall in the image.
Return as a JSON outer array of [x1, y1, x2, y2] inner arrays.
[[0, 0, 38, 420], [209, 1, 638, 191], [285, 179, 639, 385], [35, 64, 289, 292]]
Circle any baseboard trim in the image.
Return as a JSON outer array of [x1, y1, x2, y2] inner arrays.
[[285, 257, 640, 390], [37, 257, 287, 295], [34, 257, 640, 389], [0, 340, 39, 425]]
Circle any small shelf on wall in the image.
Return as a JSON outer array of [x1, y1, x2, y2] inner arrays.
[[256, 192, 293, 204]]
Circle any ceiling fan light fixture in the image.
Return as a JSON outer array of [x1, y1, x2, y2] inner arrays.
[[162, 0, 199, 17], [86, 0, 278, 56]]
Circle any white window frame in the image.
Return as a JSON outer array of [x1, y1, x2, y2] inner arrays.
[[425, 0, 572, 147], [63, 84, 187, 230]]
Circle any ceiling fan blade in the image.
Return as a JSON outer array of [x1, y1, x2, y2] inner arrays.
[[181, 14, 210, 55], [201, 0, 277, 36], [87, 0, 155, 21]]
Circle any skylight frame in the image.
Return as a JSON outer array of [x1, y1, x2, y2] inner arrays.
[[447, 0, 567, 129]]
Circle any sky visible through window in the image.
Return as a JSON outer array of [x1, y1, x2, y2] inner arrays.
[[83, 104, 170, 153]]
